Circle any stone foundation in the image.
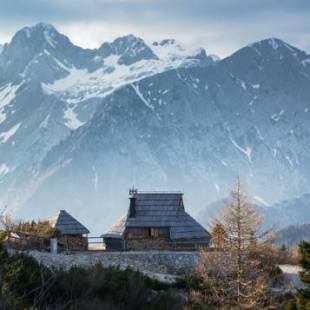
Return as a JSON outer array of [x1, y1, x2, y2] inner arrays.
[[18, 250, 205, 275]]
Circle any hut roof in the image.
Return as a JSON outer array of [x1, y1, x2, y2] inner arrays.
[[102, 214, 127, 239], [50, 210, 90, 235], [102, 192, 210, 240]]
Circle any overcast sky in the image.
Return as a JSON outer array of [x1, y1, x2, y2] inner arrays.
[[0, 0, 309, 57]]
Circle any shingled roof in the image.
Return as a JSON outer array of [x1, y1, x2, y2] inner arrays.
[[102, 192, 210, 240], [50, 210, 90, 235], [103, 215, 127, 239]]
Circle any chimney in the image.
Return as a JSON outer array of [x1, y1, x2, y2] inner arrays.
[[129, 187, 137, 217]]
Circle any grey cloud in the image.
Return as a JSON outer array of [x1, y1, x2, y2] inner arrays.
[[0, 0, 309, 57]]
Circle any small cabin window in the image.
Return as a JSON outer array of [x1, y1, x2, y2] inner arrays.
[[142, 228, 149, 239], [151, 228, 159, 238], [158, 227, 170, 238], [126, 232, 133, 240]]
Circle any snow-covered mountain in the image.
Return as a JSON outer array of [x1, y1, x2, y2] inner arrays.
[[0, 23, 310, 233], [0, 23, 217, 225]]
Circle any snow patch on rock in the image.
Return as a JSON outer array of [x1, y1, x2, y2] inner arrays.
[[0, 123, 22, 143], [64, 106, 85, 130], [0, 163, 11, 177], [131, 84, 154, 111]]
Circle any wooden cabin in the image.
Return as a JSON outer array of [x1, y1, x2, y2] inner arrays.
[[49, 210, 90, 251], [102, 190, 210, 251]]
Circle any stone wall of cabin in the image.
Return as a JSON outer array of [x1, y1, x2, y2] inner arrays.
[[58, 236, 88, 251], [126, 239, 171, 251]]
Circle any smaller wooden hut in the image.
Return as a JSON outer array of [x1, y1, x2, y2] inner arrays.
[[49, 210, 90, 251], [6, 231, 50, 251]]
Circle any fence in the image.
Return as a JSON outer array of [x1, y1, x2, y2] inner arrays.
[[4, 233, 209, 252], [170, 241, 209, 251], [5, 233, 88, 252], [87, 236, 105, 251], [5, 233, 51, 251], [114, 238, 210, 251]]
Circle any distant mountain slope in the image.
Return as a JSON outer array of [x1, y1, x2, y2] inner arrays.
[[197, 193, 310, 231], [276, 224, 310, 248], [259, 194, 310, 229]]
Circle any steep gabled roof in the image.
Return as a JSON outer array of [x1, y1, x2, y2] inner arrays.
[[49, 210, 90, 235], [102, 192, 210, 240]]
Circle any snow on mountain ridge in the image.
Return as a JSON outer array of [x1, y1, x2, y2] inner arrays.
[[151, 38, 217, 64], [39, 31, 217, 124], [41, 51, 212, 109], [0, 23, 216, 98], [2, 23, 216, 131]]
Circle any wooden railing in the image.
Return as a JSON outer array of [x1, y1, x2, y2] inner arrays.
[[58, 237, 209, 252], [121, 239, 210, 251], [5, 233, 50, 251], [5, 233, 89, 252]]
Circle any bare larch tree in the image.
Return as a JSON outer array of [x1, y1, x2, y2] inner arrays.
[[197, 178, 277, 309]]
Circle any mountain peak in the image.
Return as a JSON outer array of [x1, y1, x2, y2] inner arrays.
[[153, 39, 176, 47], [261, 37, 285, 50], [247, 37, 301, 55], [18, 22, 58, 41], [114, 34, 142, 44], [0, 23, 81, 84], [31, 22, 56, 31], [99, 34, 158, 65], [223, 36, 309, 77], [5, 22, 66, 56]]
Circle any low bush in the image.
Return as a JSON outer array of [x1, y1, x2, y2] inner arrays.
[[15, 220, 59, 238], [0, 243, 183, 309], [175, 274, 204, 290]]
